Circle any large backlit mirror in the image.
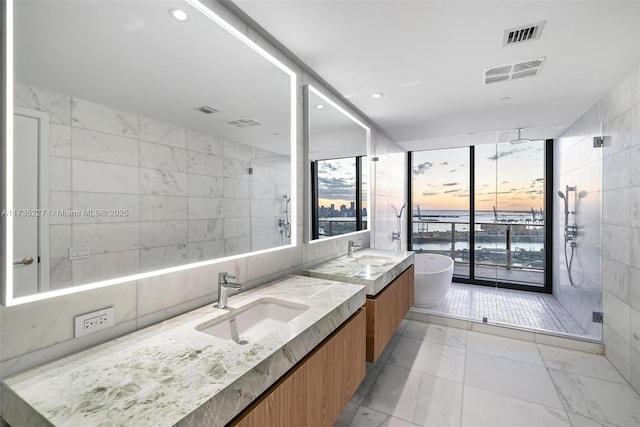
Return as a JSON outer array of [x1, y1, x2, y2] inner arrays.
[[3, 0, 296, 305], [306, 85, 370, 241]]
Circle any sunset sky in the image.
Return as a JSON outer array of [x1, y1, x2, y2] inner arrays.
[[412, 141, 545, 212]]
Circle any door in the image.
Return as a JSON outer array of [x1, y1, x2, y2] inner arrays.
[[13, 107, 50, 297]]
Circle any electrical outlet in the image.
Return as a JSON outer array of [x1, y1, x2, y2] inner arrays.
[[69, 245, 90, 261], [74, 307, 115, 337]]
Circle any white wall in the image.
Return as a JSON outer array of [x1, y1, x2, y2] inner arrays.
[[0, 0, 401, 411]]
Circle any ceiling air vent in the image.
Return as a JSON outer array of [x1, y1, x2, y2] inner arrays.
[[194, 105, 219, 114], [502, 20, 546, 47], [484, 57, 546, 84], [226, 117, 263, 128]]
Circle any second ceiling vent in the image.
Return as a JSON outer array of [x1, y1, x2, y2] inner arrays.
[[484, 57, 546, 84], [502, 20, 546, 47]]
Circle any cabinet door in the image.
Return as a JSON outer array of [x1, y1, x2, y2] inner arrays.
[[233, 309, 366, 427], [365, 265, 415, 362]]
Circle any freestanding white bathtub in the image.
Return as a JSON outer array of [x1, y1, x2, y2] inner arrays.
[[414, 254, 454, 307]]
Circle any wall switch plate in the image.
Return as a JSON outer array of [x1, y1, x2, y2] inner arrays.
[[74, 307, 115, 337], [69, 245, 90, 260]]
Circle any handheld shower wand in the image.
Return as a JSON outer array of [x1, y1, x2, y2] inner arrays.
[[558, 187, 577, 286]]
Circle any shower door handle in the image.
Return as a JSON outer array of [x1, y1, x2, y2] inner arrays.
[[13, 256, 34, 266]]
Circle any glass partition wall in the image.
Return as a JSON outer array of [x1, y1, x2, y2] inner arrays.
[[409, 140, 563, 331]]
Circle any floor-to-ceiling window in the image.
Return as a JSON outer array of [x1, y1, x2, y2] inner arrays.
[[409, 140, 552, 292]]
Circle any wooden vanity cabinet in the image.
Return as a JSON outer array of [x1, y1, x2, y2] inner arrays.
[[364, 265, 414, 363], [231, 308, 366, 427]]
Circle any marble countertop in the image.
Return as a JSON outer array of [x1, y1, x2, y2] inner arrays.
[[1, 275, 366, 427], [305, 248, 414, 296]]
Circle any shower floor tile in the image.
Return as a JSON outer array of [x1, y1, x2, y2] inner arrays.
[[416, 282, 586, 336]]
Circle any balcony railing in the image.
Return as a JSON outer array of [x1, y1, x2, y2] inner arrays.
[[411, 220, 545, 271], [318, 219, 368, 238]]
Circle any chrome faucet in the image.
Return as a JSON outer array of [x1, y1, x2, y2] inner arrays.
[[348, 240, 361, 258], [217, 272, 243, 309]]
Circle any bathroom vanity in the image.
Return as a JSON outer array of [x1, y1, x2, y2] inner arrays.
[[306, 249, 414, 362], [1, 276, 366, 427]]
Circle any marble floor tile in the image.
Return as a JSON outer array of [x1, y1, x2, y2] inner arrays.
[[567, 413, 618, 427], [465, 350, 563, 409], [549, 368, 640, 426], [461, 385, 570, 427], [537, 344, 626, 383], [334, 401, 360, 427], [387, 336, 466, 382], [402, 321, 467, 349], [363, 364, 463, 427], [351, 362, 385, 404], [466, 331, 544, 366], [378, 333, 403, 364]]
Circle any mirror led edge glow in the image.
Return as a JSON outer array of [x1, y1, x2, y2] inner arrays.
[[4, 0, 15, 305], [3, 0, 297, 306], [306, 84, 372, 245]]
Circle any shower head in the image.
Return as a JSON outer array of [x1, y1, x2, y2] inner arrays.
[[510, 128, 531, 145], [557, 191, 565, 199]]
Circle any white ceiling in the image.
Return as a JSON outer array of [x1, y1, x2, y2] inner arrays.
[[234, 0, 640, 149]]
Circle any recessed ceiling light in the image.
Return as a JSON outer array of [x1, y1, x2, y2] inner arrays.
[[272, 132, 280, 136], [315, 104, 325, 109], [371, 93, 384, 99], [499, 96, 511, 102], [169, 8, 189, 22]]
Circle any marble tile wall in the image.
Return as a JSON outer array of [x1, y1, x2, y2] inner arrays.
[[555, 64, 640, 394], [14, 82, 291, 289], [371, 132, 408, 251], [0, 2, 394, 418]]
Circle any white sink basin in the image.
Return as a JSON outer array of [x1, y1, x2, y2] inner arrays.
[[197, 298, 309, 344], [353, 255, 394, 267]]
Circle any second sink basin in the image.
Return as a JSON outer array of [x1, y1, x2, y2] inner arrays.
[[353, 254, 394, 267], [197, 298, 310, 344]]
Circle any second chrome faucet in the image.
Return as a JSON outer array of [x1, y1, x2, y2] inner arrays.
[[217, 272, 243, 309]]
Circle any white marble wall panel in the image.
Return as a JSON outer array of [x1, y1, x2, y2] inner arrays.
[[71, 128, 138, 166], [188, 240, 225, 261], [72, 223, 139, 254], [224, 218, 250, 239], [223, 158, 250, 180], [71, 251, 140, 286], [225, 236, 251, 256], [188, 197, 224, 219], [49, 259, 72, 290], [187, 152, 223, 176], [187, 130, 223, 155], [50, 225, 71, 260], [224, 199, 250, 218], [188, 218, 224, 242], [139, 141, 187, 172], [72, 193, 140, 224], [140, 220, 188, 249], [72, 98, 138, 137], [14, 82, 71, 125], [73, 160, 139, 194], [187, 174, 223, 198], [139, 195, 187, 221], [49, 191, 72, 225], [50, 123, 71, 157], [140, 244, 188, 271], [49, 157, 71, 191], [224, 140, 251, 161], [223, 178, 250, 199], [140, 168, 187, 196], [139, 116, 187, 149]]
